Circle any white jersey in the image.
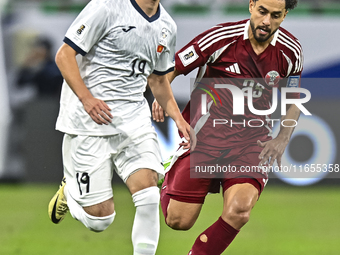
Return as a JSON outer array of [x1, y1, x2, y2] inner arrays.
[[56, 0, 177, 135]]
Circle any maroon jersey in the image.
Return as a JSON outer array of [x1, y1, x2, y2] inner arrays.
[[175, 19, 303, 150]]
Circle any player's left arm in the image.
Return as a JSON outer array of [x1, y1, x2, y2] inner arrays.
[[152, 25, 215, 123], [257, 104, 300, 167], [148, 73, 195, 149], [152, 68, 180, 122], [259, 35, 304, 167]]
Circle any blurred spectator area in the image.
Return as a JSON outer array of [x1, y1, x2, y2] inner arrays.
[[166, 0, 340, 16], [2, 0, 340, 16]]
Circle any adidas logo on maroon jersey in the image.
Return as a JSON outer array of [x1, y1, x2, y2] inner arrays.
[[225, 63, 241, 74]]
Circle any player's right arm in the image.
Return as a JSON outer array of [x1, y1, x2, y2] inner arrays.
[[55, 43, 113, 125]]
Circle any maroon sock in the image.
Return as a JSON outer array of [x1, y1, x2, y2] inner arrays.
[[189, 217, 240, 255]]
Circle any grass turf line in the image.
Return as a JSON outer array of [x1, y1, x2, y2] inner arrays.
[[0, 184, 339, 254]]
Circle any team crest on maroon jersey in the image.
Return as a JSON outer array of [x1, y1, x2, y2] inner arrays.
[[265, 71, 280, 86]]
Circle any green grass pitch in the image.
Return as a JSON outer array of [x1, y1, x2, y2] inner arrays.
[[0, 184, 339, 255]]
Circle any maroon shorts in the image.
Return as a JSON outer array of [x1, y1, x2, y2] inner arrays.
[[161, 143, 268, 204]]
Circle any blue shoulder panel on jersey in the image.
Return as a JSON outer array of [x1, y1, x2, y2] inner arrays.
[[153, 67, 174, 76], [63, 37, 87, 56], [130, 0, 160, 22]]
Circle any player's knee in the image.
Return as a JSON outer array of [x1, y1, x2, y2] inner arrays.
[[166, 213, 194, 230], [224, 204, 252, 228], [166, 219, 194, 231], [83, 211, 116, 232], [232, 209, 251, 226]]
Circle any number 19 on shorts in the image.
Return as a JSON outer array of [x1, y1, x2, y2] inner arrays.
[[76, 172, 90, 195]]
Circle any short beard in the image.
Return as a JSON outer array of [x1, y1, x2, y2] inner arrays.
[[250, 20, 277, 43]]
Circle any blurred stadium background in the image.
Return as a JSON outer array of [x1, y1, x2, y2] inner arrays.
[[0, 0, 339, 254]]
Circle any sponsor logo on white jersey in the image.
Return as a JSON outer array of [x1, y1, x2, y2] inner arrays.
[[74, 23, 90, 39]]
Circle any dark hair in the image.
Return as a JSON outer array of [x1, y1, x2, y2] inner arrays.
[[253, 0, 298, 11]]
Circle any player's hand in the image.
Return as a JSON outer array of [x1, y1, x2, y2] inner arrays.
[[177, 120, 196, 150], [257, 138, 289, 167], [152, 99, 168, 122], [81, 96, 113, 125]]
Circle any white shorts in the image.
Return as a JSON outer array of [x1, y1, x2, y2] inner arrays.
[[62, 126, 164, 207]]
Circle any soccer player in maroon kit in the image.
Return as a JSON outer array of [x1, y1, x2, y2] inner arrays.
[[153, 0, 303, 254]]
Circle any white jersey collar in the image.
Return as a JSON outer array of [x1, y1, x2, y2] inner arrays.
[[130, 0, 161, 23]]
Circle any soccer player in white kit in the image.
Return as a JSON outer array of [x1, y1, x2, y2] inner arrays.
[[47, 0, 191, 254]]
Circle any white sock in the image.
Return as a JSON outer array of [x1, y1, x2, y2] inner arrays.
[[65, 186, 115, 232], [131, 186, 160, 255]]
